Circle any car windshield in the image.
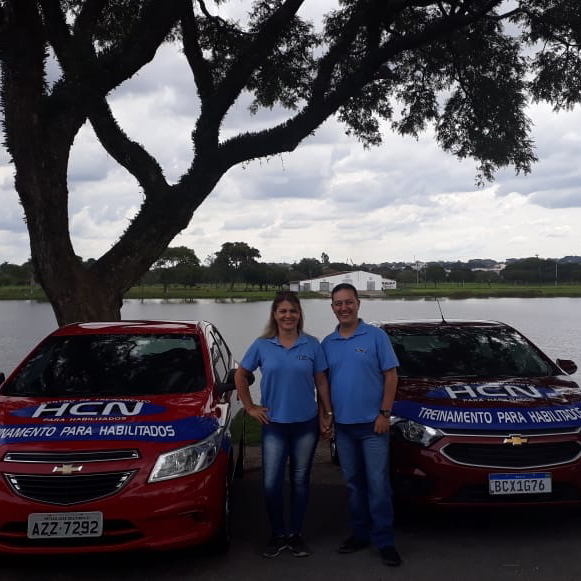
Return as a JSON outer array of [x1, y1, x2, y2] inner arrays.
[[386, 326, 555, 379], [2, 333, 207, 397]]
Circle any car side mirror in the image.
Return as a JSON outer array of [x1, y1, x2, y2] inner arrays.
[[556, 359, 578, 375], [217, 368, 255, 395]]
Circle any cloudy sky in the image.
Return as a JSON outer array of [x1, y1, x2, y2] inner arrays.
[[2, 2, 581, 268]]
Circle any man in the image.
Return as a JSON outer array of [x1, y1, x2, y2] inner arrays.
[[322, 283, 401, 567]]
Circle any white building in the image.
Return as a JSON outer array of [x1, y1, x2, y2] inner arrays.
[[290, 270, 397, 293]]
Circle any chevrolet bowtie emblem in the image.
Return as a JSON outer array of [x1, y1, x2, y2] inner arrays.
[[52, 464, 83, 475], [503, 435, 528, 446]]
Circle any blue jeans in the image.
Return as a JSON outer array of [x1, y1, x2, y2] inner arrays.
[[261, 416, 319, 537], [335, 422, 395, 548]]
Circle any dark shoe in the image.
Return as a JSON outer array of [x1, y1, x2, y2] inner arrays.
[[262, 535, 287, 558], [337, 535, 370, 554], [288, 534, 311, 557], [380, 545, 402, 567]]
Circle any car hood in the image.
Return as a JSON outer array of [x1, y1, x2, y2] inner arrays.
[[392, 376, 581, 431], [0, 394, 222, 447]]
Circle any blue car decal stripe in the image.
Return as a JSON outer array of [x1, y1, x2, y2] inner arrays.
[[425, 384, 557, 401], [393, 401, 581, 430], [11, 401, 167, 419], [0, 416, 221, 444]]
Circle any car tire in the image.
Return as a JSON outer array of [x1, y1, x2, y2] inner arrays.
[[207, 480, 231, 554], [330, 438, 340, 466], [234, 431, 245, 479]]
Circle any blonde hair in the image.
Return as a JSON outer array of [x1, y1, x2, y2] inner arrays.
[[261, 292, 304, 338]]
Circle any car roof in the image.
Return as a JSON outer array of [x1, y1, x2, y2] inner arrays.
[[51, 320, 211, 336], [371, 319, 510, 330]]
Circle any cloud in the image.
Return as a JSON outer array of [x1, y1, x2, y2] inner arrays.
[[527, 189, 581, 209], [222, 213, 276, 230], [0, 231, 30, 264]]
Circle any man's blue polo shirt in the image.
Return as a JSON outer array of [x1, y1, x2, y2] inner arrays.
[[240, 333, 328, 423], [322, 320, 399, 424]]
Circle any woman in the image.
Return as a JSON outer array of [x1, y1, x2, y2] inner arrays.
[[235, 291, 333, 558]]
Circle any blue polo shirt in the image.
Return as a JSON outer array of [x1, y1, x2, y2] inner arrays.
[[322, 320, 399, 424], [240, 333, 328, 423]]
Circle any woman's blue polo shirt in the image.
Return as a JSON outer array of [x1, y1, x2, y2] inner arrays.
[[240, 333, 328, 423], [322, 321, 399, 424]]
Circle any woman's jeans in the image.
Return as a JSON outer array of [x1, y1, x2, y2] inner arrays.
[[261, 416, 319, 537], [334, 421, 395, 548]]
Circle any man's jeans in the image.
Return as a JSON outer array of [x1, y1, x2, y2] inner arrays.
[[335, 421, 395, 547], [262, 416, 319, 536]]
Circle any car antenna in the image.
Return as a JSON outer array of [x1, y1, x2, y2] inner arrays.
[[435, 298, 447, 324]]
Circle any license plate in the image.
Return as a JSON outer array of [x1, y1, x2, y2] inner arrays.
[[489, 473, 552, 495], [27, 512, 103, 539]]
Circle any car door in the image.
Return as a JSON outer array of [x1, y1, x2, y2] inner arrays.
[[207, 326, 245, 476]]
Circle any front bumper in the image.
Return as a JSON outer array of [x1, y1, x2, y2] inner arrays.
[[391, 428, 581, 506], [0, 452, 229, 554]]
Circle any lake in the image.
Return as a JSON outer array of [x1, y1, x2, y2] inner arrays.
[[1, 297, 580, 382]]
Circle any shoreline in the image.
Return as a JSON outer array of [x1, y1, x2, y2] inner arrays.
[[2, 284, 581, 302]]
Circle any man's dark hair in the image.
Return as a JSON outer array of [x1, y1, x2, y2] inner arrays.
[[331, 283, 359, 300]]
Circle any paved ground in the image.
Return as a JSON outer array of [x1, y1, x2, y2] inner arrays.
[[3, 442, 581, 580]]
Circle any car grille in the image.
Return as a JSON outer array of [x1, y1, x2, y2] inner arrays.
[[3, 450, 139, 463], [3, 472, 135, 505], [442, 441, 581, 469]]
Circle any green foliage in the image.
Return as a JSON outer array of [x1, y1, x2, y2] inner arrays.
[[154, 246, 200, 269], [0, 261, 33, 286], [425, 264, 447, 286], [501, 257, 581, 283], [448, 267, 475, 283], [214, 242, 260, 269], [294, 257, 323, 279], [520, 1, 581, 109]]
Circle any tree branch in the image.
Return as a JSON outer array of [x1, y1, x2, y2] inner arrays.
[[89, 99, 169, 197], [1, 0, 50, 153], [70, 0, 184, 99], [38, 0, 73, 66], [211, 0, 507, 172], [196, 0, 229, 28], [311, 4, 371, 102], [517, 5, 581, 50], [199, 0, 305, 130], [73, 0, 108, 38], [180, 0, 214, 102]]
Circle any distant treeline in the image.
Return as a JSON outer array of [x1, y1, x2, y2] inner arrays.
[[2, 246, 581, 289]]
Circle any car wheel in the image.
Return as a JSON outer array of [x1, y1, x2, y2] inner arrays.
[[330, 438, 340, 466], [207, 480, 231, 554], [234, 430, 245, 478]]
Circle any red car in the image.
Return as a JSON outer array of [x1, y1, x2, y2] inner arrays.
[[0, 320, 246, 554], [377, 320, 581, 506]]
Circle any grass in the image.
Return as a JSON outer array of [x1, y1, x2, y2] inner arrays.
[[385, 282, 581, 298], [245, 416, 262, 447], [2, 282, 581, 301]]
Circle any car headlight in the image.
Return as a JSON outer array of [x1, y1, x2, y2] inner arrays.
[[148, 428, 224, 482], [391, 416, 442, 447]]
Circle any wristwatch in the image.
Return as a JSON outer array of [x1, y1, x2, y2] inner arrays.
[[379, 409, 391, 418]]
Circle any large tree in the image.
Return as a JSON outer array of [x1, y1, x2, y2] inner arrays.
[[213, 241, 261, 288], [1, 1, 580, 324]]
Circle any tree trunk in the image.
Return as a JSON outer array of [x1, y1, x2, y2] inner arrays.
[[18, 158, 125, 325]]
